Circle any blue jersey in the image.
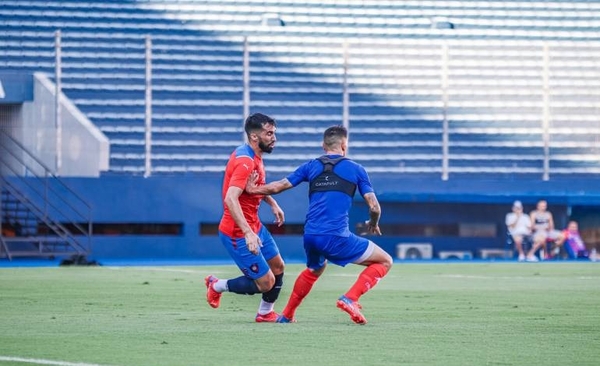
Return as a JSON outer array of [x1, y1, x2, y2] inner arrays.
[[286, 154, 374, 236]]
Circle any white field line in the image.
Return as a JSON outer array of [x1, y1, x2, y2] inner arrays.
[[439, 274, 600, 280], [105, 267, 391, 277], [104, 267, 600, 280], [0, 356, 114, 366], [105, 266, 203, 274]]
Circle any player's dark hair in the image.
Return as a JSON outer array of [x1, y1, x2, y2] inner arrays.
[[244, 113, 276, 136], [323, 125, 347, 149]]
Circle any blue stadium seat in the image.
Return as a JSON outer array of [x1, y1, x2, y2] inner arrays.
[[2, 0, 600, 175]]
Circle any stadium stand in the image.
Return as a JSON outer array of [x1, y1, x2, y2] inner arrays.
[[1, 0, 599, 177]]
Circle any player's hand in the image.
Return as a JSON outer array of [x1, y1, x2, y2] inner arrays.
[[246, 171, 259, 194], [271, 204, 285, 227], [245, 231, 262, 255], [367, 223, 382, 236]]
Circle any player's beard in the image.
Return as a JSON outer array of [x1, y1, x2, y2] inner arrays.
[[258, 139, 274, 153]]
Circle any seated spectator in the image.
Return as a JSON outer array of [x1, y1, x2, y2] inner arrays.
[[505, 200, 533, 261], [529, 199, 564, 261], [555, 221, 589, 260]]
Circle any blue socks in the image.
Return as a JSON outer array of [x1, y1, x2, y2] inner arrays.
[[226, 273, 284, 299], [261, 273, 284, 303], [227, 275, 260, 295]]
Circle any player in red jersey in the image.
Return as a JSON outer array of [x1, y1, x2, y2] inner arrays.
[[204, 113, 286, 322]]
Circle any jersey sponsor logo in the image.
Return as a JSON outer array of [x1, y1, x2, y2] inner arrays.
[[250, 263, 259, 273], [315, 180, 338, 187], [243, 163, 250, 170]]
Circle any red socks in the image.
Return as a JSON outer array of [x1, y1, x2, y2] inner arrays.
[[281, 264, 389, 319], [281, 268, 319, 319], [344, 263, 388, 302]]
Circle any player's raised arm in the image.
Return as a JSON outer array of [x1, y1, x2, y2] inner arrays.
[[363, 192, 382, 235]]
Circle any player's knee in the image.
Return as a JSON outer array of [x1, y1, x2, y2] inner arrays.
[[271, 260, 285, 275], [310, 264, 326, 277], [380, 251, 393, 271], [255, 272, 275, 292], [256, 282, 273, 293], [268, 256, 285, 275]]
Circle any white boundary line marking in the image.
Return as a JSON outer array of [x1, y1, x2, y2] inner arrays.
[[106, 267, 387, 277], [439, 274, 600, 280], [104, 267, 600, 280], [106, 267, 202, 274], [0, 356, 113, 366]]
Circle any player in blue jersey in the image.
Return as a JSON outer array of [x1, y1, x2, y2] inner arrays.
[[246, 125, 392, 324]]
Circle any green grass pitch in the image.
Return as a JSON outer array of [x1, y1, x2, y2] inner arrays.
[[1, 262, 599, 366]]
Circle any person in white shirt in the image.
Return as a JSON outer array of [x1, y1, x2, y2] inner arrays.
[[530, 199, 564, 260], [505, 200, 534, 261]]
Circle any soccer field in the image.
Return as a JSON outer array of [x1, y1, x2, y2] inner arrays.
[[0, 262, 598, 366]]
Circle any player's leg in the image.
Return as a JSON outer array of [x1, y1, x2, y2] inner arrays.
[[205, 232, 274, 309], [343, 240, 393, 302], [278, 237, 327, 322], [323, 234, 392, 324], [255, 226, 285, 322]]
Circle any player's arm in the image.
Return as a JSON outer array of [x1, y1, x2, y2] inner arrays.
[[224, 186, 252, 232], [363, 192, 382, 235], [225, 173, 261, 255], [246, 171, 294, 195], [262, 195, 285, 227], [256, 178, 293, 195], [356, 165, 381, 235]]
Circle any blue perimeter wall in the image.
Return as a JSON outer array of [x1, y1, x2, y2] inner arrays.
[[59, 173, 600, 262]]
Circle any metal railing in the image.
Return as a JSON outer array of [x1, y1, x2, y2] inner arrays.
[[28, 33, 600, 179], [0, 129, 92, 259]]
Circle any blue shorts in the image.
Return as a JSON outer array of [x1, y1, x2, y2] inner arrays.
[[218, 225, 279, 280], [303, 233, 370, 269]]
